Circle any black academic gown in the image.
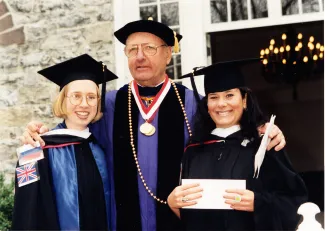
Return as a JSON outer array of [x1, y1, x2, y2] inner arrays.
[[11, 132, 108, 230], [180, 131, 308, 231], [113, 84, 188, 231]]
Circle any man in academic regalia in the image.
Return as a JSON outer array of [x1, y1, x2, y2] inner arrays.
[[21, 19, 287, 231]]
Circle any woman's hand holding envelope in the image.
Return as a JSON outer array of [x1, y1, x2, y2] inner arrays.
[[167, 183, 203, 218], [223, 189, 254, 212], [168, 183, 203, 209]]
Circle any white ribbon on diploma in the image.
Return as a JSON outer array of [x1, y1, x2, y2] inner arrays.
[[253, 115, 276, 179]]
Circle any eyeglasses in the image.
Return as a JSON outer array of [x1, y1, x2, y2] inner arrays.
[[124, 43, 168, 58], [66, 92, 99, 106]]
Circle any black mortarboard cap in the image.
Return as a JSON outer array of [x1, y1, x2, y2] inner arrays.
[[114, 19, 182, 52], [180, 58, 261, 105], [37, 54, 118, 112]]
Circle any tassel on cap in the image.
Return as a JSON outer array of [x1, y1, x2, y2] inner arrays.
[[190, 67, 203, 108], [147, 16, 179, 53], [173, 31, 180, 53], [190, 67, 206, 145], [101, 62, 107, 113]]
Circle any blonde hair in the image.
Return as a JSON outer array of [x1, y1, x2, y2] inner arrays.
[[52, 83, 103, 123]]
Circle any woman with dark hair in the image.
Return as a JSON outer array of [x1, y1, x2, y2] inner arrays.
[[167, 59, 308, 231], [191, 86, 266, 144]]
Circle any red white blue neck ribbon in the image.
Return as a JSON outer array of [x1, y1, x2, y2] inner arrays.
[[131, 76, 171, 122]]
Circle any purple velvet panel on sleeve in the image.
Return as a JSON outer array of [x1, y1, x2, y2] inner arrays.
[[89, 90, 117, 231]]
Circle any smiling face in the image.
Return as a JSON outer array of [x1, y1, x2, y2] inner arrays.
[[64, 80, 99, 130], [126, 32, 172, 87], [207, 88, 246, 128]]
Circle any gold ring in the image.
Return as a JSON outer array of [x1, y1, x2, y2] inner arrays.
[[181, 197, 189, 203], [234, 194, 242, 202]]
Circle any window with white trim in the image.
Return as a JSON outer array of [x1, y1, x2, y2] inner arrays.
[[210, 0, 323, 23], [282, 0, 323, 15], [210, 0, 269, 23], [139, 0, 182, 79]]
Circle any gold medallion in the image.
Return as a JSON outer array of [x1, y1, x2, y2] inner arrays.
[[146, 125, 156, 136], [140, 122, 156, 136]]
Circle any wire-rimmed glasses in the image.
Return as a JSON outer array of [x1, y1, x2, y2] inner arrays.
[[66, 92, 99, 106], [124, 43, 168, 58]]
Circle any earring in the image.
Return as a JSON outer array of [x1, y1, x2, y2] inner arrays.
[[243, 93, 248, 110]]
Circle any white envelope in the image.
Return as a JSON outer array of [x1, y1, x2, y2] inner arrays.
[[181, 179, 246, 210]]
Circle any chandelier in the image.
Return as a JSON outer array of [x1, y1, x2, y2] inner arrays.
[[260, 28, 324, 100]]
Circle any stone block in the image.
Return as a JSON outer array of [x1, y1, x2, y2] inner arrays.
[[0, 26, 25, 46], [0, 139, 19, 151], [18, 83, 57, 105], [0, 43, 19, 54], [41, 33, 74, 50], [0, 87, 18, 107], [82, 22, 113, 44], [24, 20, 56, 42], [66, 30, 83, 40], [38, 0, 62, 12], [0, 0, 9, 17], [0, 57, 18, 68], [0, 72, 24, 85], [7, 72, 24, 84], [8, 0, 33, 13], [0, 44, 19, 68], [58, 12, 90, 28], [90, 41, 113, 60], [32, 104, 54, 118], [50, 49, 77, 63], [63, 0, 82, 10], [20, 42, 41, 56], [20, 52, 51, 67], [23, 67, 45, 87], [12, 13, 40, 25], [82, 0, 111, 5], [0, 13, 13, 33], [0, 126, 24, 140], [97, 3, 113, 21], [7, 72, 24, 83], [0, 159, 17, 177], [0, 106, 34, 126]]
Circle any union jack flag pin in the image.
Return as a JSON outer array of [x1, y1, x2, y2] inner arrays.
[[16, 162, 40, 187]]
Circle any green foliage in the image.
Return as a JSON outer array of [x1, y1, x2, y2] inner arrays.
[[0, 173, 14, 231]]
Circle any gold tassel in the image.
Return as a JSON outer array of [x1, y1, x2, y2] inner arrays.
[[173, 31, 180, 53]]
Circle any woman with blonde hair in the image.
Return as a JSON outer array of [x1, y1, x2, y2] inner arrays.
[[12, 54, 117, 230]]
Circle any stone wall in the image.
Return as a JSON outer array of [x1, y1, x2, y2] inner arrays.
[[0, 0, 116, 183]]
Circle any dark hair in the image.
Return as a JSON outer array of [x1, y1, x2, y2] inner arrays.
[[190, 87, 267, 143]]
